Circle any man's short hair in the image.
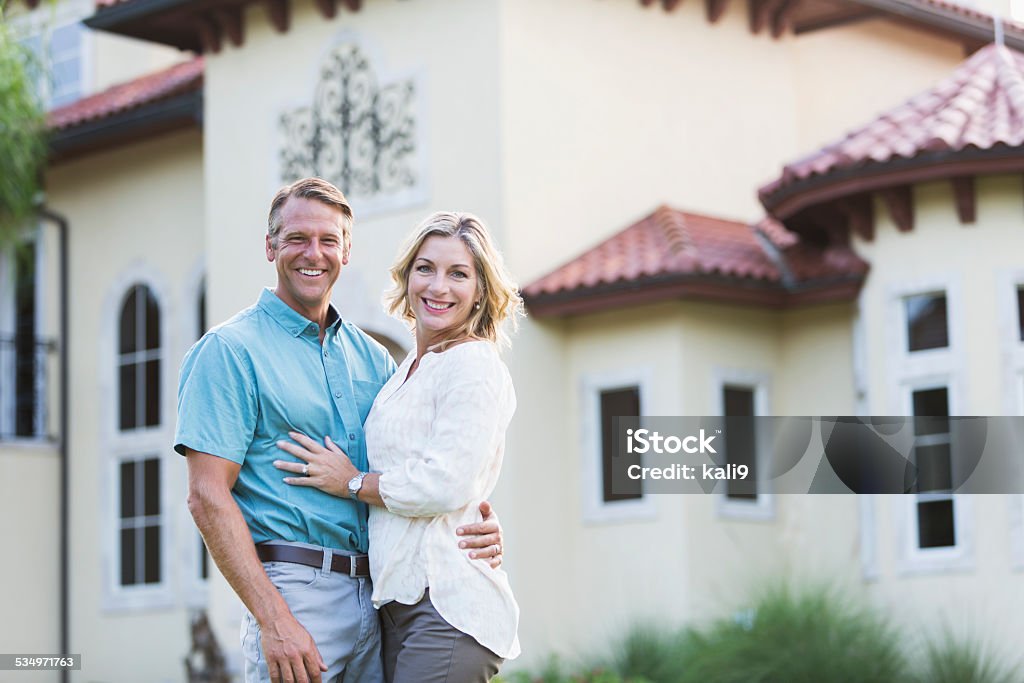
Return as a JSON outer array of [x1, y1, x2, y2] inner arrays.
[[267, 177, 353, 249]]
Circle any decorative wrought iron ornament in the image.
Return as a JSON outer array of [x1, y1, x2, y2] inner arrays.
[[280, 43, 417, 199]]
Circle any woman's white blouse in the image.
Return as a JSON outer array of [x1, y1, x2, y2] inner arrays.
[[366, 341, 520, 659]]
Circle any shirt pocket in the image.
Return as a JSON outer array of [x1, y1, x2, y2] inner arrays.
[[352, 379, 382, 424]]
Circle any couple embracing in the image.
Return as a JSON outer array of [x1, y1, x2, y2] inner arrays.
[[175, 177, 521, 683]]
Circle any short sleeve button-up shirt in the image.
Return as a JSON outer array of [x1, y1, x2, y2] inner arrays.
[[174, 288, 397, 552]]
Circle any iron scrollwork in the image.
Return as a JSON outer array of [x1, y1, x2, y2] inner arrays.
[[280, 43, 417, 198]]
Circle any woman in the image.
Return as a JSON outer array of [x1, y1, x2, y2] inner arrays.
[[273, 211, 522, 682]]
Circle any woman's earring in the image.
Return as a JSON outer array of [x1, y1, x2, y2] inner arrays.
[[474, 302, 481, 310]]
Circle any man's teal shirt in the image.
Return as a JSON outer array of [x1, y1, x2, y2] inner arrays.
[[174, 288, 398, 552]]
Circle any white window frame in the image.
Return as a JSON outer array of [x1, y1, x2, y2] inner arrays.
[[114, 454, 166, 584], [100, 267, 176, 612], [885, 277, 972, 575], [9, 0, 94, 110], [996, 269, 1024, 415], [580, 367, 656, 524], [711, 368, 774, 521], [997, 270, 1024, 571], [1009, 495, 1024, 572], [0, 226, 49, 444], [895, 376, 974, 575]]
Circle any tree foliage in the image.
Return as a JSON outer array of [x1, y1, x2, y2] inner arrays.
[[0, 1, 47, 243]]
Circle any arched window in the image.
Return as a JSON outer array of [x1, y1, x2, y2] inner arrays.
[[118, 285, 161, 430], [105, 280, 167, 602]]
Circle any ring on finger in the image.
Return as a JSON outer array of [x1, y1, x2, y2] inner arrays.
[[302, 463, 310, 476], [494, 543, 501, 556]]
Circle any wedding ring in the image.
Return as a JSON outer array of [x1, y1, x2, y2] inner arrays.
[[302, 463, 310, 476]]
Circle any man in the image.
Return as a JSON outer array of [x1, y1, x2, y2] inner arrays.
[[175, 178, 503, 683]]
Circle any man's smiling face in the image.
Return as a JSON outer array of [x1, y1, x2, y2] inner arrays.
[[266, 196, 350, 321]]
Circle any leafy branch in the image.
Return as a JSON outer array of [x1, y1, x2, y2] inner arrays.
[[0, 0, 48, 244]]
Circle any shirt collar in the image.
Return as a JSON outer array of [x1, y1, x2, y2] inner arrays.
[[258, 288, 344, 337]]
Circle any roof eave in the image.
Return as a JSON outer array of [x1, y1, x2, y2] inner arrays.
[[84, 0, 216, 51], [86, 0, 195, 27], [48, 89, 202, 163], [761, 145, 1024, 219], [524, 273, 864, 318], [850, 0, 1024, 51]]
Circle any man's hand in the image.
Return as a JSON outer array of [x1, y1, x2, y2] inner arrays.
[[186, 451, 326, 682], [456, 500, 504, 569], [259, 612, 327, 683]]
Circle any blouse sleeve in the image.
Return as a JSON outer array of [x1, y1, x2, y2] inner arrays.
[[376, 348, 513, 517]]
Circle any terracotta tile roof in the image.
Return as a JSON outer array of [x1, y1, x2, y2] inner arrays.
[[525, 207, 781, 299], [760, 43, 1024, 212], [753, 218, 870, 282], [47, 57, 203, 131], [523, 207, 868, 316]]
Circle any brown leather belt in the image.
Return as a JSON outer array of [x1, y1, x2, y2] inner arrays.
[[256, 544, 370, 578]]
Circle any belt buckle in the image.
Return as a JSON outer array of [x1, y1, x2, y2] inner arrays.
[[349, 556, 360, 578]]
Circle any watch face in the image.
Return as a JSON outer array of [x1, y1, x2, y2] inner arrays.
[[348, 474, 363, 498]]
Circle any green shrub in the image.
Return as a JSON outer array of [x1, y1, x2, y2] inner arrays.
[[914, 629, 1022, 683], [675, 584, 910, 683], [503, 582, 1021, 683]]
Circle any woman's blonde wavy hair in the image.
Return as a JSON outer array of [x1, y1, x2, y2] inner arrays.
[[385, 211, 524, 351]]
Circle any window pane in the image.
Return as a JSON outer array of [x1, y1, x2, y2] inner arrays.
[[119, 461, 135, 519], [724, 387, 757, 500], [198, 282, 207, 340], [915, 443, 952, 492], [120, 528, 137, 586], [119, 363, 137, 430], [1017, 287, 1024, 343], [144, 287, 160, 351], [50, 58, 79, 92], [144, 525, 161, 584], [906, 294, 948, 352], [119, 288, 138, 354], [144, 359, 160, 427], [14, 243, 37, 437], [143, 458, 160, 516], [50, 23, 82, 56], [917, 499, 956, 548], [601, 387, 641, 503], [912, 387, 949, 436]]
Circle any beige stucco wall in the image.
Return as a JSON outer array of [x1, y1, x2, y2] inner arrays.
[[0, 444, 61, 682], [788, 20, 962, 155], [90, 32, 189, 94], [497, 0, 966, 287], [850, 175, 1024, 656], [502, 298, 859, 663], [498, 0, 800, 283], [46, 129, 204, 683]]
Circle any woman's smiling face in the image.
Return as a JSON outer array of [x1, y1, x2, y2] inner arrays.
[[407, 235, 479, 346]]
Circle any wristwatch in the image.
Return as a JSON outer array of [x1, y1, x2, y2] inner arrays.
[[347, 472, 368, 501]]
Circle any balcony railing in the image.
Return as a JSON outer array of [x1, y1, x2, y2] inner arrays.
[[0, 334, 58, 441]]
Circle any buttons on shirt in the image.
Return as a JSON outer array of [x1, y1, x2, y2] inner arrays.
[[348, 433, 356, 440], [335, 391, 343, 398]]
